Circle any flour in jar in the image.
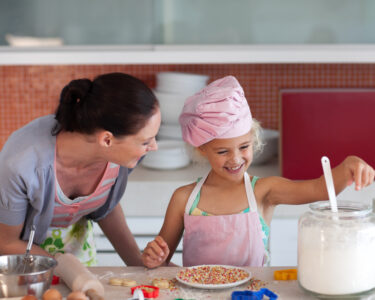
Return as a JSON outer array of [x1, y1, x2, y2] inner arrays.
[[298, 225, 375, 295]]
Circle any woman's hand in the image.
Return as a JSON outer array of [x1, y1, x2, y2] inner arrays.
[[141, 236, 170, 268], [342, 156, 375, 190]]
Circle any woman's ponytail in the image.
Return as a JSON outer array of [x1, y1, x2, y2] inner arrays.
[[53, 79, 92, 134], [53, 73, 158, 137]]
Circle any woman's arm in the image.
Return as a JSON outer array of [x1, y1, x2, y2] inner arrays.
[[98, 203, 142, 266], [0, 223, 52, 256], [263, 155, 375, 206], [142, 185, 190, 268]]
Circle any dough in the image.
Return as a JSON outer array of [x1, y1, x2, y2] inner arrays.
[[152, 278, 169, 289], [108, 277, 123, 286], [122, 278, 137, 287]]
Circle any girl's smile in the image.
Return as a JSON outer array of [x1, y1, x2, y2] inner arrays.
[[198, 131, 253, 182], [224, 162, 245, 174]]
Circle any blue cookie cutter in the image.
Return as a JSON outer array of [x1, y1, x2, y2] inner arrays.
[[231, 288, 278, 300]]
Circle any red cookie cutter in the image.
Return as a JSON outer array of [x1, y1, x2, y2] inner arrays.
[[131, 285, 159, 298], [51, 275, 60, 285]]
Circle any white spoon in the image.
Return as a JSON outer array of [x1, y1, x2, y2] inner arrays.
[[321, 156, 338, 213]]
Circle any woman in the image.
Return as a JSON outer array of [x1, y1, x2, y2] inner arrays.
[[0, 72, 160, 266]]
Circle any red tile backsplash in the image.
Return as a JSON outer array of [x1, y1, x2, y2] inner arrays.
[[1, 63, 375, 149]]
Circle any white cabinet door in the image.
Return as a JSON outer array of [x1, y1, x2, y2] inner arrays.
[[93, 218, 183, 266], [269, 218, 298, 266]]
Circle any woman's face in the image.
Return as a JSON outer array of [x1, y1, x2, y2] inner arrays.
[[198, 131, 254, 182], [110, 108, 161, 168]]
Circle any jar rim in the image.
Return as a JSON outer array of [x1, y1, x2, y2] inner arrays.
[[309, 200, 371, 217]]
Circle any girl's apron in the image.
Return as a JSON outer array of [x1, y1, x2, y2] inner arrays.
[[183, 171, 265, 267]]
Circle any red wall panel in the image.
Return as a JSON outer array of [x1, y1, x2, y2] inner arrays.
[[281, 89, 375, 179]]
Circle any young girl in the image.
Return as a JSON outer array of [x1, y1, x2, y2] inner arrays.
[[142, 76, 374, 268]]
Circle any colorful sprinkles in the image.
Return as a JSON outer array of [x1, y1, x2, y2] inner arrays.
[[247, 277, 267, 290], [177, 266, 249, 285]]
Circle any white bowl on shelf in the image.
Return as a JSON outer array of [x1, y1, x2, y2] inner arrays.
[[252, 129, 279, 165], [156, 72, 209, 94], [141, 140, 190, 170], [153, 90, 189, 124], [157, 123, 183, 140]]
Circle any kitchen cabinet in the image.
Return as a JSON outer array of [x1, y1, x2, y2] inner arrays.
[[2, 1, 375, 46], [269, 218, 299, 266], [94, 217, 183, 266]]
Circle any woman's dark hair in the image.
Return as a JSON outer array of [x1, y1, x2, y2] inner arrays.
[[52, 72, 159, 136]]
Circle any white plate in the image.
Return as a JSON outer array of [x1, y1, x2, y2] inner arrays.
[[175, 265, 251, 289]]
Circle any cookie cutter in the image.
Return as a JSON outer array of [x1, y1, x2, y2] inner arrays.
[[130, 285, 159, 299], [273, 268, 297, 280], [231, 288, 278, 299]]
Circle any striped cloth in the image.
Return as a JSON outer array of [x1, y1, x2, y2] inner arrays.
[[51, 162, 120, 227]]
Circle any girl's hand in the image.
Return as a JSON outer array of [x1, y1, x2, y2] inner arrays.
[[343, 156, 375, 190], [141, 236, 170, 268]]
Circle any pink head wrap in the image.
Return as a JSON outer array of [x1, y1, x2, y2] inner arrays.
[[179, 76, 252, 147]]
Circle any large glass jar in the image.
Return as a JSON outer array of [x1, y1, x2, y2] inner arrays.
[[298, 201, 375, 298]]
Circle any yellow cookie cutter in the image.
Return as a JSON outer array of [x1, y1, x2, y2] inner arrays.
[[274, 268, 297, 280]]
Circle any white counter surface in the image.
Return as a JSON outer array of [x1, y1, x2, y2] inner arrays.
[[2, 44, 375, 65], [10, 266, 370, 300]]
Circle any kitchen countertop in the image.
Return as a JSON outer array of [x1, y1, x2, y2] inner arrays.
[[45, 266, 340, 299]]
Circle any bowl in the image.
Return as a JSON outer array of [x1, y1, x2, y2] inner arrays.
[[153, 90, 189, 124], [0, 254, 57, 298], [156, 72, 209, 94], [157, 124, 183, 140], [141, 140, 190, 170], [252, 129, 279, 165]]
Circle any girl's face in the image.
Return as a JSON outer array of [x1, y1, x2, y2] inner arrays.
[[198, 131, 253, 182], [109, 108, 161, 168]]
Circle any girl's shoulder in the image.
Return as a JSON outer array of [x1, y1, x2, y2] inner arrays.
[[173, 181, 196, 200], [251, 176, 279, 200], [169, 181, 197, 211]]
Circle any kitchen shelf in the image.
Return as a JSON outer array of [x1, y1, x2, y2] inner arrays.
[[2, 44, 375, 65]]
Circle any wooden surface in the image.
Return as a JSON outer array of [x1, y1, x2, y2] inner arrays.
[[55, 266, 316, 299], [2, 266, 375, 299]]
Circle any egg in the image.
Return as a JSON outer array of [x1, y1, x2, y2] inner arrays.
[[67, 291, 88, 300], [21, 296, 38, 300], [42, 288, 63, 300]]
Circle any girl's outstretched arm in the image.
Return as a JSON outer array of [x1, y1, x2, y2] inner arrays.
[[142, 185, 191, 268], [262, 155, 375, 206]]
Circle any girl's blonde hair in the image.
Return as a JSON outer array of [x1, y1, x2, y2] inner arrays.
[[187, 118, 264, 164]]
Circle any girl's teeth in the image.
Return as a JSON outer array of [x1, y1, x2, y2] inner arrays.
[[229, 165, 241, 170]]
